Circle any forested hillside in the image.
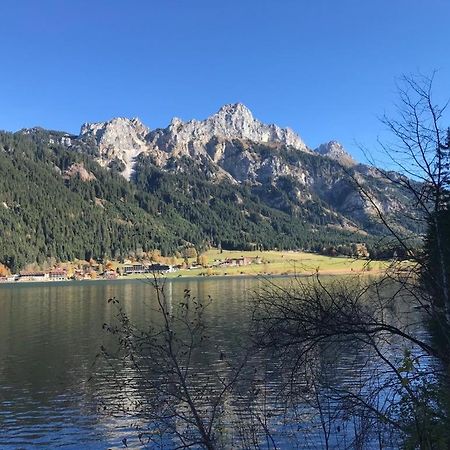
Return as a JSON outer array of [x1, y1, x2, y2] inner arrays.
[[0, 130, 382, 271], [0, 132, 184, 270]]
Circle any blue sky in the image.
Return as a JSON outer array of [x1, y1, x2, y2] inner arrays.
[[0, 0, 449, 162]]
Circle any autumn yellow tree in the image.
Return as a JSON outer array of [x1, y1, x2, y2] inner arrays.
[[0, 263, 10, 277], [199, 254, 208, 267]]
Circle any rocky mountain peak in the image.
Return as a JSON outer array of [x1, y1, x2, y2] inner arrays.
[[169, 117, 183, 127], [215, 103, 254, 123], [206, 103, 260, 139], [73, 105, 313, 180], [80, 117, 149, 139], [149, 103, 309, 154], [217, 102, 250, 114], [315, 141, 356, 167], [209, 103, 308, 150]]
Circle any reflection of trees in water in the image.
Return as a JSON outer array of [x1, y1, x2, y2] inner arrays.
[[253, 268, 449, 448], [98, 278, 252, 448], [95, 274, 433, 449], [253, 279, 395, 447]]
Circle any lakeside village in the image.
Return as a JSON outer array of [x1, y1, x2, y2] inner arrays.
[[0, 255, 262, 283]]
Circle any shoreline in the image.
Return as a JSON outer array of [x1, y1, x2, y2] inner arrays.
[[0, 268, 386, 288]]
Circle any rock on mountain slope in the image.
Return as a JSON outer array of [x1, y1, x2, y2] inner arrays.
[[79, 117, 150, 180], [76, 103, 309, 180], [147, 103, 309, 155], [316, 141, 357, 167], [22, 104, 419, 237]]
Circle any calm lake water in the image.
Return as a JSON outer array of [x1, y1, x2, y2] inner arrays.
[[0, 277, 420, 449]]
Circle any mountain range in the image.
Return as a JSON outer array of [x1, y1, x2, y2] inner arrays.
[[0, 104, 417, 270]]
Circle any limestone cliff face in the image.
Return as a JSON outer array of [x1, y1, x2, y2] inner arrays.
[[79, 117, 150, 180], [77, 104, 310, 180], [72, 106, 388, 226], [147, 103, 308, 156], [65, 105, 415, 233]]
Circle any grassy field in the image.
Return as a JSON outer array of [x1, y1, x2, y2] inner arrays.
[[121, 249, 389, 280]]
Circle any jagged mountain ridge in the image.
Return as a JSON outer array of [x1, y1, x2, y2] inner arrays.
[[74, 104, 364, 182], [77, 103, 310, 181], [68, 103, 410, 231], [22, 105, 360, 180]]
